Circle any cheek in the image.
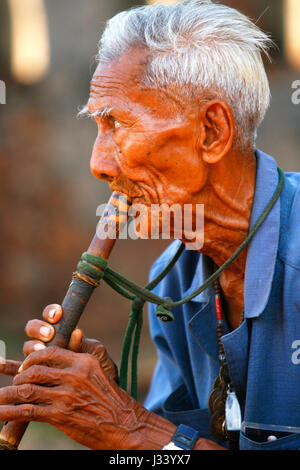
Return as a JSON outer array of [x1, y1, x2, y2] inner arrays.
[[114, 128, 209, 197], [114, 129, 180, 171], [146, 136, 209, 196], [114, 129, 151, 168], [166, 155, 208, 194]]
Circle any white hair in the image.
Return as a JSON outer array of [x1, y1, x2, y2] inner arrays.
[[97, 0, 273, 148]]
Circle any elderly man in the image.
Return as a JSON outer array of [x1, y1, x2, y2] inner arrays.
[[1, 0, 300, 451]]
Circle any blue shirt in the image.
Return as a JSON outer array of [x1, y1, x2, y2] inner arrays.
[[144, 149, 300, 450]]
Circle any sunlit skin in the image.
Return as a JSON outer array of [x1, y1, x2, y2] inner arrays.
[[0, 47, 257, 450]]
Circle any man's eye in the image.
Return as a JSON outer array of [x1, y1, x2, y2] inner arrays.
[[109, 117, 121, 129]]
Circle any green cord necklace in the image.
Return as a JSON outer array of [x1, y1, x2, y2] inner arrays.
[[78, 167, 285, 400]]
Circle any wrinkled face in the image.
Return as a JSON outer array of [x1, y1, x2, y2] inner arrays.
[[88, 48, 208, 239]]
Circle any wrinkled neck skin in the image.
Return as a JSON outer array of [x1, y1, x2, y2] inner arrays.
[[191, 148, 256, 330]]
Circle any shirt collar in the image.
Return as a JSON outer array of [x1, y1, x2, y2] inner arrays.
[[185, 149, 281, 319]]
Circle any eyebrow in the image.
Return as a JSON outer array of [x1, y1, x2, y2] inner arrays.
[[77, 104, 114, 119]]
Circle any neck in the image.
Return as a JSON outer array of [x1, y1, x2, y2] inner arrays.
[[190, 148, 256, 329], [202, 149, 256, 265]]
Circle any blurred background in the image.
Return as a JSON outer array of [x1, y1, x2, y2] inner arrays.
[[0, 0, 299, 449]]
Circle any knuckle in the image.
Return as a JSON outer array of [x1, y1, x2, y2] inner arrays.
[[80, 352, 91, 363], [22, 404, 35, 419], [87, 354, 101, 372], [17, 383, 35, 400], [45, 346, 57, 359], [28, 365, 40, 380], [84, 352, 98, 366], [76, 353, 98, 376]]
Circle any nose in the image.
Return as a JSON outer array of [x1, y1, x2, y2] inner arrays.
[[90, 133, 121, 182]]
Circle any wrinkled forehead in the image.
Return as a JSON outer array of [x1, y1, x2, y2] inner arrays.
[[91, 47, 149, 92], [89, 47, 188, 117]]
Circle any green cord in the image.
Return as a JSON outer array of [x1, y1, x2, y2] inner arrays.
[[119, 303, 139, 393], [146, 242, 185, 291], [130, 299, 144, 399]]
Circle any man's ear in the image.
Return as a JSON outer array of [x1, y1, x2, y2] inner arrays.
[[199, 100, 235, 164]]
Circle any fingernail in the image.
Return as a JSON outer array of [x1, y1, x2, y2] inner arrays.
[[40, 326, 52, 338], [48, 308, 57, 319], [34, 343, 46, 351], [18, 364, 23, 373]]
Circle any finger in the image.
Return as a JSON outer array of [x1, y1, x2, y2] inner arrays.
[[42, 304, 63, 324], [25, 319, 55, 343], [18, 346, 77, 373], [80, 337, 105, 354], [0, 360, 22, 377], [0, 384, 59, 405], [23, 341, 46, 357], [80, 338, 118, 381], [0, 403, 52, 423], [68, 328, 83, 352], [13, 365, 63, 387]]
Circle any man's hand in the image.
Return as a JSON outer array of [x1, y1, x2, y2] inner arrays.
[[0, 304, 225, 450], [0, 345, 173, 449], [23, 303, 118, 382]]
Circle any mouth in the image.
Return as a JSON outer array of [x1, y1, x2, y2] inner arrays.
[[109, 183, 144, 205]]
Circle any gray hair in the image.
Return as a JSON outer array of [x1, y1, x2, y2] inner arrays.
[[97, 0, 273, 149]]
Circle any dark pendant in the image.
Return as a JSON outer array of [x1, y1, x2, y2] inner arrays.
[[208, 364, 231, 441], [212, 373, 223, 390], [212, 392, 227, 414], [209, 409, 227, 442], [208, 384, 226, 414]]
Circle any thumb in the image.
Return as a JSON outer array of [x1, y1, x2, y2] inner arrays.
[[68, 328, 84, 352]]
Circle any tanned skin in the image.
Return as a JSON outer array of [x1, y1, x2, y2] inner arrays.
[[0, 47, 256, 449]]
